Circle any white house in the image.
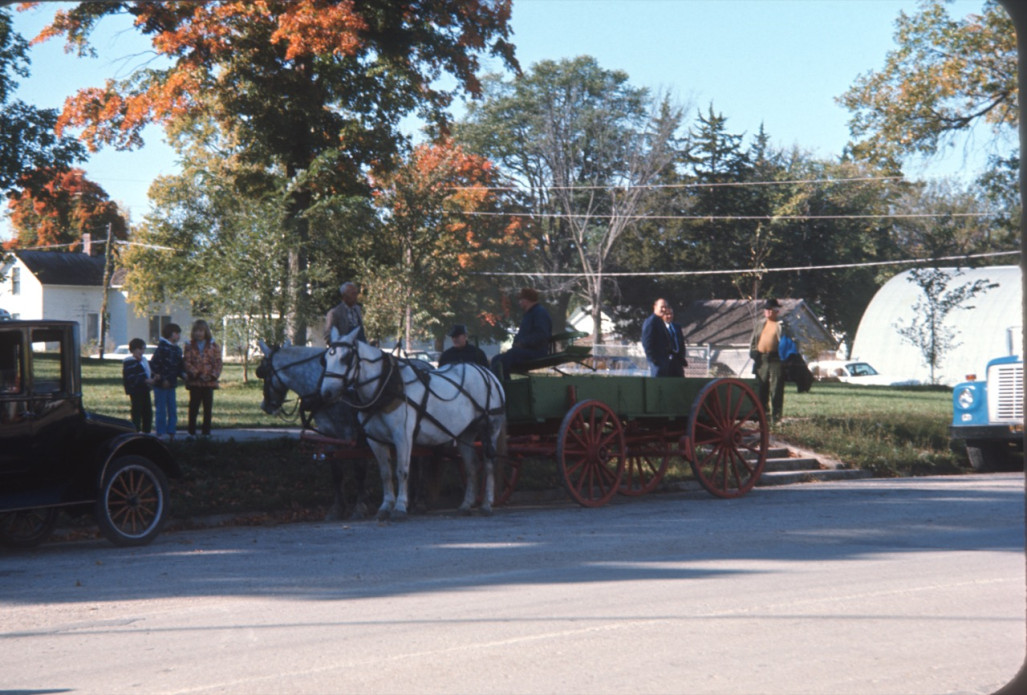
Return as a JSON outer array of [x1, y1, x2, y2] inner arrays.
[[0, 246, 195, 352], [850, 265, 1022, 386]]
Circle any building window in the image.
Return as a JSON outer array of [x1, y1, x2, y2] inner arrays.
[[86, 313, 100, 345], [10, 267, 19, 296], [149, 315, 171, 344]]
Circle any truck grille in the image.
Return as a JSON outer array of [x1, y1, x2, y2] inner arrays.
[[989, 363, 1024, 422]]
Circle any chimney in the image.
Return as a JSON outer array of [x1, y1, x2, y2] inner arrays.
[[82, 233, 93, 256]]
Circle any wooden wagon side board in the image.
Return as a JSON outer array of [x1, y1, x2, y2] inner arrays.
[[505, 374, 758, 424]]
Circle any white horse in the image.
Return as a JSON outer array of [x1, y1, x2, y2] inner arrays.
[[257, 341, 373, 520], [322, 326, 506, 520]]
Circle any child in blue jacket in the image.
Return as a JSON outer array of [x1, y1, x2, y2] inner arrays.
[[149, 323, 184, 440], [122, 338, 155, 433]]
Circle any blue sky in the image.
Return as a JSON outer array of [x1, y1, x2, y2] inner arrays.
[[5, 0, 996, 238]]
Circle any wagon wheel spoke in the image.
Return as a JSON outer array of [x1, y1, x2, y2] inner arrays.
[[620, 437, 669, 496], [687, 379, 767, 499], [557, 400, 625, 507]]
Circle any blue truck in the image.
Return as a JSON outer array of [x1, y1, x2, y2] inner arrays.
[[950, 354, 1024, 471]]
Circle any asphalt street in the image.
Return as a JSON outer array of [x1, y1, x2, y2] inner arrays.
[[2, 472, 1024, 695]]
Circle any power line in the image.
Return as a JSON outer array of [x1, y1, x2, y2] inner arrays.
[[459, 211, 993, 221], [450, 175, 906, 191], [471, 250, 1021, 278]]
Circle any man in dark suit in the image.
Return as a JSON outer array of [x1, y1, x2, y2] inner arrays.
[[641, 298, 685, 377], [491, 287, 552, 379]]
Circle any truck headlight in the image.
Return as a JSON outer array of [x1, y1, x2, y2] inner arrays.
[[956, 386, 976, 410]]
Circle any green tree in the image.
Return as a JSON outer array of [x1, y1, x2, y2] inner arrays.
[[895, 266, 997, 384], [458, 56, 684, 341], [839, 0, 1016, 171], [36, 1, 517, 345], [0, 8, 84, 195]]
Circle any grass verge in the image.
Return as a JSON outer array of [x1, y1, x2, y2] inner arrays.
[[78, 361, 989, 524]]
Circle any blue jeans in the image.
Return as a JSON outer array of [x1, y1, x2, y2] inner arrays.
[[153, 386, 177, 436]]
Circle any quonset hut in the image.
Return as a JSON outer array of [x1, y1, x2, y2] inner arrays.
[[850, 265, 1021, 386]]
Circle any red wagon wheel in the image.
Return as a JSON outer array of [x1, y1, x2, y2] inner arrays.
[[683, 378, 767, 498], [557, 399, 626, 507], [619, 436, 669, 496]]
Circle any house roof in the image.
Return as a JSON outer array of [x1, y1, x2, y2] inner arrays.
[[14, 250, 105, 286], [678, 298, 836, 350]]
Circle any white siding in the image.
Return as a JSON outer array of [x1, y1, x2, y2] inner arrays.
[[850, 266, 1022, 386], [0, 258, 44, 319]]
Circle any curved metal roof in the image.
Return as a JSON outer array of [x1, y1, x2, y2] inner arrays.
[[850, 265, 1021, 385]]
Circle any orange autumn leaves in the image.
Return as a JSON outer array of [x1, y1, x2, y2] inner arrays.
[[371, 139, 526, 271], [4, 168, 126, 251]]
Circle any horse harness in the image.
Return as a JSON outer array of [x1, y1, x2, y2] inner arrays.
[[324, 338, 505, 452]]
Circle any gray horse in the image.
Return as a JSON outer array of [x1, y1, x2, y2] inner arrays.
[[257, 341, 372, 520]]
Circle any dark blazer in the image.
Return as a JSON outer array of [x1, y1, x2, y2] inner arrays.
[[642, 315, 685, 377], [513, 303, 553, 355]]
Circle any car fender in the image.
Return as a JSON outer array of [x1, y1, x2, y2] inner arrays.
[[94, 432, 181, 484]]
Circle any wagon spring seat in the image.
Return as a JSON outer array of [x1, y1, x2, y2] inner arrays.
[[508, 330, 593, 375]]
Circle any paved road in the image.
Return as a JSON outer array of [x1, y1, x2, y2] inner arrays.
[[2, 474, 1024, 695]]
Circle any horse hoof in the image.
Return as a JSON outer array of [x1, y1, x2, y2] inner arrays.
[[376, 509, 390, 522], [391, 508, 407, 521], [480, 506, 493, 517], [458, 506, 472, 516], [349, 503, 369, 521]]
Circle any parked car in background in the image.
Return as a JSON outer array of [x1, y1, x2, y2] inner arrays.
[[0, 320, 178, 548], [807, 360, 919, 386], [93, 343, 158, 361], [402, 350, 440, 368]]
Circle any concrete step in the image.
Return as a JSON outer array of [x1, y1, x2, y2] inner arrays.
[[755, 439, 871, 486], [764, 456, 821, 472], [758, 467, 872, 486]]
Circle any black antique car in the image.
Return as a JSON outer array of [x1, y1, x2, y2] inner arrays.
[[0, 320, 179, 548]]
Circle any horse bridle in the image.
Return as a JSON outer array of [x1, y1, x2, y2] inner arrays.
[[322, 338, 399, 411], [257, 346, 324, 419]]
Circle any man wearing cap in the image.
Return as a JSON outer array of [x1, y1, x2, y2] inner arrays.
[[749, 297, 795, 424], [324, 282, 366, 345], [491, 287, 553, 379], [438, 324, 488, 368]]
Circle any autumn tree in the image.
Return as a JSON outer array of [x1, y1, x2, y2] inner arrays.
[[33, 0, 517, 345], [4, 167, 126, 250], [458, 56, 684, 342], [839, 0, 1016, 171], [0, 7, 84, 195], [362, 138, 525, 349]]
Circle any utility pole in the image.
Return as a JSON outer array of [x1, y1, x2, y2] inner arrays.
[[98, 222, 113, 359]]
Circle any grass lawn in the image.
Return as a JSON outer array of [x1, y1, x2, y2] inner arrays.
[[78, 360, 974, 523]]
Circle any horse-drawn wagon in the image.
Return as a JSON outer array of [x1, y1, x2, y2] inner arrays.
[[500, 370, 768, 507], [258, 328, 769, 519]]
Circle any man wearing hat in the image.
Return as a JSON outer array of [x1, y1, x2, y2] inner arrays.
[[491, 287, 553, 379], [438, 324, 488, 367], [749, 297, 795, 424]]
